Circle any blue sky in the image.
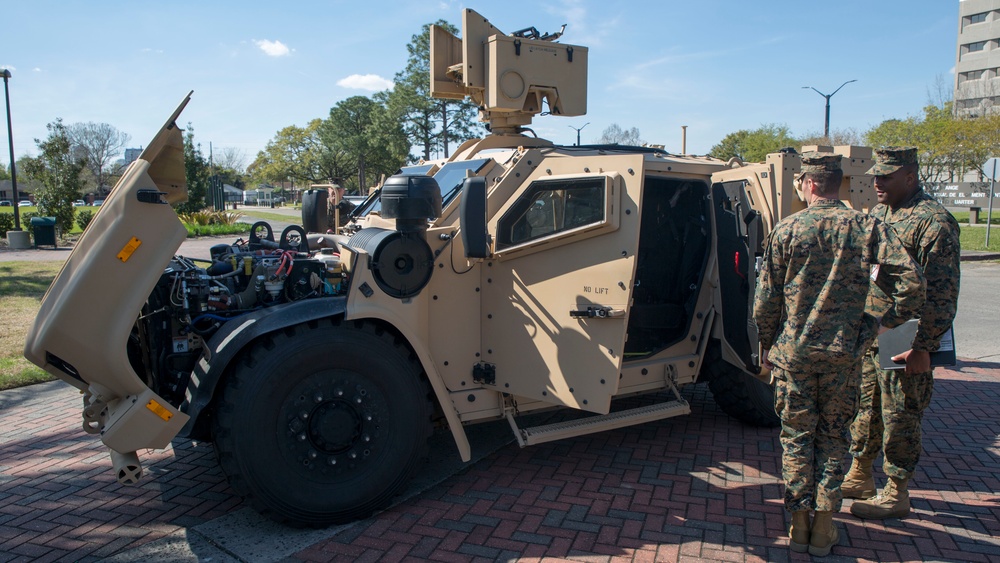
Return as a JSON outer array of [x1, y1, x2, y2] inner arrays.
[[1, 0, 959, 168]]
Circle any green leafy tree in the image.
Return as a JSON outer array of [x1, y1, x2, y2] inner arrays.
[[19, 119, 85, 233], [864, 102, 1000, 183], [709, 124, 798, 163], [248, 120, 353, 188], [319, 96, 409, 192], [384, 20, 483, 161], [0, 161, 9, 181], [177, 123, 210, 214]]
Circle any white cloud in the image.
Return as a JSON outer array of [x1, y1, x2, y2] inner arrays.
[[0, 65, 15, 72], [337, 74, 393, 91], [33, 67, 41, 72], [254, 39, 293, 57]]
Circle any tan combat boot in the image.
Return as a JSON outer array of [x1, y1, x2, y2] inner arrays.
[[808, 511, 839, 557], [842, 457, 876, 499], [850, 476, 910, 519], [789, 511, 811, 553]]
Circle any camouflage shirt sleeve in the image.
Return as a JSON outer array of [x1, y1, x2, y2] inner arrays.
[[752, 228, 785, 351], [911, 210, 961, 351], [871, 220, 926, 330]]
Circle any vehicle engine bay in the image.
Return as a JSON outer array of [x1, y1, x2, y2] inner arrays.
[[129, 221, 347, 406]]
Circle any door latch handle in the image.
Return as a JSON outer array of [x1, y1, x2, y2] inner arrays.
[[569, 306, 624, 319]]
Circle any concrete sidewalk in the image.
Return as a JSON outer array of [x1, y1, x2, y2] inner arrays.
[[1, 360, 998, 562]]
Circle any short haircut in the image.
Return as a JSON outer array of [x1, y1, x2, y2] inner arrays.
[[805, 169, 844, 196]]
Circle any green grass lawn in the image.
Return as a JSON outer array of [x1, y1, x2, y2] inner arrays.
[[959, 224, 1000, 252], [0, 262, 62, 390], [238, 208, 301, 223], [951, 210, 1000, 226]]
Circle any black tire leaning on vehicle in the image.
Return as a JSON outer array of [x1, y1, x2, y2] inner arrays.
[[212, 319, 434, 527], [702, 342, 780, 428]]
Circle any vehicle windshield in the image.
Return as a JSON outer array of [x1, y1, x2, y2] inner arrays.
[[352, 159, 492, 218], [434, 159, 492, 206]]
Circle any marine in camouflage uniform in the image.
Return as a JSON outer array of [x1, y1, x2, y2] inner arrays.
[[753, 152, 924, 556], [846, 147, 961, 520]]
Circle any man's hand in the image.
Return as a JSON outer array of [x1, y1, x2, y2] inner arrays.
[[762, 348, 774, 371], [890, 349, 931, 375]]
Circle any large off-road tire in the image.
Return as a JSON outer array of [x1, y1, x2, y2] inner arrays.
[[703, 343, 780, 428], [212, 319, 434, 527]]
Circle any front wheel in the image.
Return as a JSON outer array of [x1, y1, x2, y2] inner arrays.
[[213, 319, 434, 527], [702, 342, 779, 427]]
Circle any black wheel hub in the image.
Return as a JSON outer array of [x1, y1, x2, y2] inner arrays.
[[309, 400, 362, 453], [279, 372, 385, 478]]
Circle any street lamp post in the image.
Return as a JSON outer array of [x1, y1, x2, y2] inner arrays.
[[568, 122, 590, 146], [2, 68, 21, 231], [802, 79, 857, 140]]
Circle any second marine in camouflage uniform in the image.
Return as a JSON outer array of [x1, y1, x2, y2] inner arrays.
[[846, 147, 962, 520], [754, 152, 924, 556]]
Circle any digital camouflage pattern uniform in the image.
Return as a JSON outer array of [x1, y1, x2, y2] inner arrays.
[[754, 152, 925, 513], [849, 147, 961, 481]]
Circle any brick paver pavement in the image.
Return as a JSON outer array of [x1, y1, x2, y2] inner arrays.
[[1, 361, 998, 562]]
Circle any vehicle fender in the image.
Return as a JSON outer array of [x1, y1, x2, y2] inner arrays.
[[179, 296, 347, 439], [347, 307, 472, 463]]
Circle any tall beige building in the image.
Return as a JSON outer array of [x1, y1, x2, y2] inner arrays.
[[955, 0, 1000, 116]]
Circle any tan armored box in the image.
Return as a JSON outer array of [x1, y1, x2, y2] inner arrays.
[[485, 35, 587, 116], [803, 144, 877, 211]]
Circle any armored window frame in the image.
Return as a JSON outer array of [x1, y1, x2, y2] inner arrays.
[[494, 176, 609, 251]]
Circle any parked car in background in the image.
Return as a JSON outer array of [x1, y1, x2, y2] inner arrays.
[[93, 200, 105, 206], [0, 200, 11, 206], [74, 200, 86, 206], [18, 200, 32, 207]]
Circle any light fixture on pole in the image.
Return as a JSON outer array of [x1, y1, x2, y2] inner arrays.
[[2, 68, 21, 231], [802, 79, 857, 140], [568, 122, 590, 146]]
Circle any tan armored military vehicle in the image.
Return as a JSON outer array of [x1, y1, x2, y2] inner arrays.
[[24, 9, 877, 527]]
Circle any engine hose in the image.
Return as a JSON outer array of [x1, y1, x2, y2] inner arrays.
[[190, 316, 221, 337], [228, 263, 266, 309]]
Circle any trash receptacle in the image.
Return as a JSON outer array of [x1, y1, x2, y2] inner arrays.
[[31, 216, 58, 248]]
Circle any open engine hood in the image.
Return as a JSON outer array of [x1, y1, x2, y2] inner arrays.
[[24, 93, 194, 452]]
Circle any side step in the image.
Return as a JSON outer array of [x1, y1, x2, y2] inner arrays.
[[506, 399, 691, 447]]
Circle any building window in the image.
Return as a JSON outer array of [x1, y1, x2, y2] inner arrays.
[[964, 12, 989, 27], [960, 69, 986, 84], [963, 40, 988, 57]]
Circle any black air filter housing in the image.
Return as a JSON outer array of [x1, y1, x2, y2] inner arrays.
[[380, 174, 442, 233], [350, 227, 434, 299]]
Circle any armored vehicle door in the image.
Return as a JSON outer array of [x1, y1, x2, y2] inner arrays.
[[709, 172, 766, 371], [479, 160, 642, 414]]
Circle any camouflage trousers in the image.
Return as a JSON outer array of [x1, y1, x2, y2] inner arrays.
[[848, 348, 934, 480], [773, 362, 860, 512]]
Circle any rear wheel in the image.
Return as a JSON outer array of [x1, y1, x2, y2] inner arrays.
[[703, 342, 779, 427], [213, 319, 433, 527]]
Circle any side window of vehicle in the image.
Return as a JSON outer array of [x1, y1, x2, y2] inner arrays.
[[497, 178, 605, 249]]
